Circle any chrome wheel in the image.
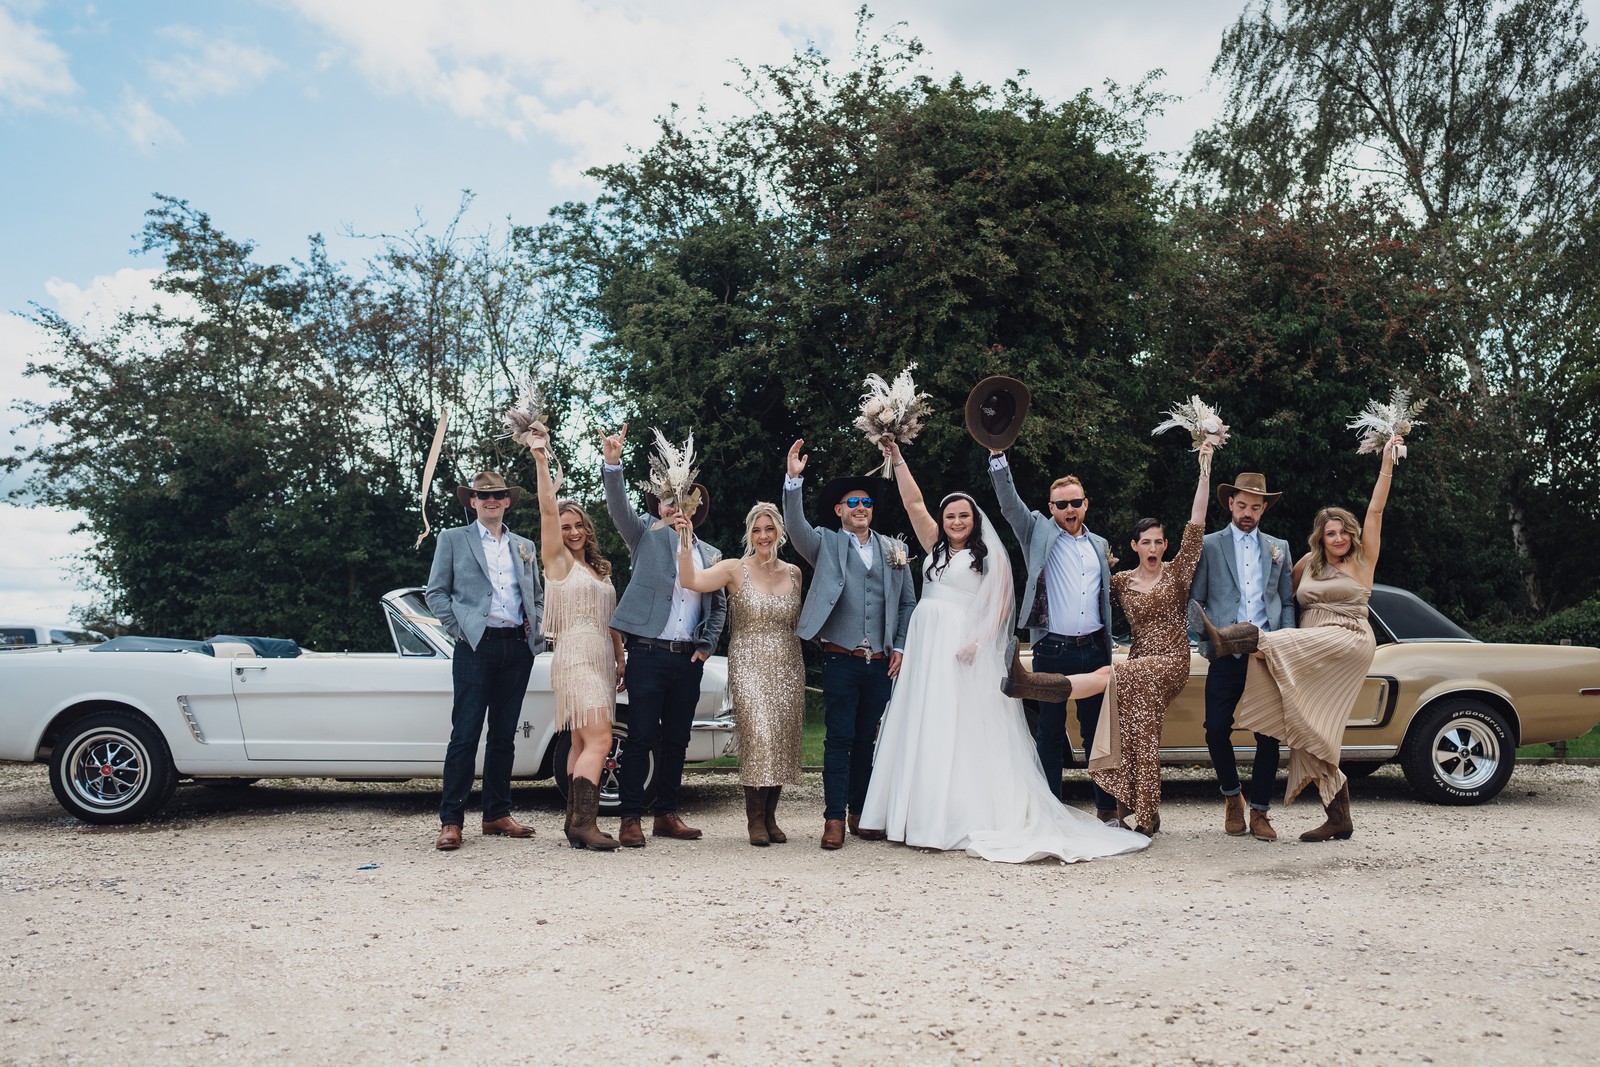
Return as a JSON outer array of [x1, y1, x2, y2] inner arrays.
[[66, 728, 149, 812], [1431, 718, 1501, 792], [49, 710, 178, 824], [1400, 698, 1515, 806]]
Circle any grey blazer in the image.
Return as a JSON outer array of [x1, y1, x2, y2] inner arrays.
[[990, 460, 1113, 660], [603, 466, 727, 655], [424, 522, 546, 655], [1189, 525, 1297, 659], [782, 480, 917, 651]]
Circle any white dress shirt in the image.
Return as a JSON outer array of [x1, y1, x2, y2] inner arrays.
[[1046, 527, 1103, 638], [477, 520, 524, 628], [659, 540, 705, 642], [1231, 524, 1271, 630]]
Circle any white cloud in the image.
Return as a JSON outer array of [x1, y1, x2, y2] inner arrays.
[[0, 3, 79, 110], [117, 87, 184, 150], [0, 505, 95, 623], [148, 25, 281, 101]]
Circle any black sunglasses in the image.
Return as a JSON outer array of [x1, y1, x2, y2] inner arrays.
[[841, 496, 874, 510], [473, 490, 511, 501], [1050, 498, 1087, 510]]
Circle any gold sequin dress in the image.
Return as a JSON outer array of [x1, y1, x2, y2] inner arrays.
[[726, 563, 804, 787], [541, 566, 617, 730], [1089, 521, 1203, 829], [1236, 569, 1376, 805]]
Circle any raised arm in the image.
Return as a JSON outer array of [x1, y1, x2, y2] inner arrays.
[[782, 439, 823, 566], [884, 441, 938, 552], [531, 441, 570, 578], [1189, 442, 1214, 527], [599, 423, 649, 553], [676, 517, 745, 594], [1358, 434, 1402, 586], [986, 449, 1035, 548]]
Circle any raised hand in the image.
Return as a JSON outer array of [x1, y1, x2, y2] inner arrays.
[[787, 438, 809, 479], [599, 423, 628, 465]]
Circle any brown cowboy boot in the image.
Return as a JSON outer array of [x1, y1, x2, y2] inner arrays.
[[820, 818, 846, 850], [1193, 605, 1260, 657], [1224, 792, 1247, 835], [1299, 784, 1354, 842], [744, 787, 771, 847], [1000, 636, 1076, 703], [562, 781, 576, 845], [763, 786, 787, 843], [1248, 808, 1278, 842], [568, 777, 620, 850], [847, 813, 886, 841]]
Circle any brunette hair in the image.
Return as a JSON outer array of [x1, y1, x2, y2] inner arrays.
[[557, 499, 612, 579], [1305, 505, 1363, 578], [930, 492, 988, 577], [1129, 517, 1166, 543]]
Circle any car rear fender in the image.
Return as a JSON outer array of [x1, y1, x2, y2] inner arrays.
[[1407, 685, 1521, 746]]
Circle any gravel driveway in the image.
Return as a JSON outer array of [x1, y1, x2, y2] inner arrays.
[[2, 762, 1596, 1066]]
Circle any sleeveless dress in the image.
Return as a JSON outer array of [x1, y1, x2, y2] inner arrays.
[[542, 566, 618, 729], [726, 563, 805, 787], [859, 550, 1150, 864], [1089, 521, 1203, 829], [1235, 570, 1377, 804]]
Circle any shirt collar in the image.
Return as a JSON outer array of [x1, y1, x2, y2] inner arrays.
[[1231, 524, 1258, 545], [476, 520, 507, 543]]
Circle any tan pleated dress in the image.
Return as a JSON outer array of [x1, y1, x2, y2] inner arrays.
[[1089, 521, 1203, 829], [542, 566, 618, 730], [726, 563, 804, 787], [1235, 569, 1377, 805]]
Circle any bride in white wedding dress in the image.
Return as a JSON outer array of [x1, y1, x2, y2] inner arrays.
[[858, 444, 1150, 864]]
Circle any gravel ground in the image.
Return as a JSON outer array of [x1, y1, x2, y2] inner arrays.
[[2, 761, 1597, 1066]]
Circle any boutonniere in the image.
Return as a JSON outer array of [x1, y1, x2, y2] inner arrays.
[[1105, 551, 1120, 569], [883, 534, 913, 570], [517, 543, 534, 565], [1269, 543, 1282, 565]]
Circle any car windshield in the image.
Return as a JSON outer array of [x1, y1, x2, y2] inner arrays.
[[392, 590, 452, 644], [1369, 585, 1477, 642]]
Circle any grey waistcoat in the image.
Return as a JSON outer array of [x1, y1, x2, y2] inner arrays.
[[815, 539, 888, 653]]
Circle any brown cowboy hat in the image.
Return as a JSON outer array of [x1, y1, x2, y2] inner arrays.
[[964, 376, 1032, 452], [645, 483, 711, 528], [455, 470, 523, 510], [1217, 472, 1283, 510]]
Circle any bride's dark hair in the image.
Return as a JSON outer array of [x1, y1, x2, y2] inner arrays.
[[930, 492, 988, 577]]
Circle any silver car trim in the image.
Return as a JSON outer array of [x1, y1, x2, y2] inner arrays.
[[176, 696, 206, 744]]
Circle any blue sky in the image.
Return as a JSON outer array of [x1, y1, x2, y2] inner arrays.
[[4, 0, 1596, 622]]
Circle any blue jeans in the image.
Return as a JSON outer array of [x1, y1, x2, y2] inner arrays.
[[1204, 652, 1281, 810], [439, 633, 534, 826], [1031, 635, 1115, 810], [820, 652, 893, 821], [618, 643, 704, 819]]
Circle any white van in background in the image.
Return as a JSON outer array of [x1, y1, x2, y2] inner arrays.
[[0, 624, 109, 649]]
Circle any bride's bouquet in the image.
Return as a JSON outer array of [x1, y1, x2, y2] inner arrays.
[[500, 375, 564, 487], [1152, 395, 1230, 477], [1348, 387, 1426, 460], [853, 364, 933, 478], [637, 428, 703, 549]]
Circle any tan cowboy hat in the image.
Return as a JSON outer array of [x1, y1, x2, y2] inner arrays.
[[1217, 472, 1283, 510], [645, 483, 711, 528], [964, 376, 1032, 452], [455, 470, 523, 510]]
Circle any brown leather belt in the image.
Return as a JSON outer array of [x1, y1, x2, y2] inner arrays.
[[820, 641, 887, 661]]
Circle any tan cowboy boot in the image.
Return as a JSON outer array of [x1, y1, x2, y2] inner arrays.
[[763, 786, 787, 843], [744, 787, 771, 847], [1193, 605, 1260, 657], [568, 777, 620, 850], [1000, 636, 1075, 703], [1299, 784, 1354, 842]]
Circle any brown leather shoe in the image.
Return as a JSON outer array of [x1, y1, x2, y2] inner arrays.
[[652, 812, 703, 840], [1224, 793, 1247, 836], [618, 816, 645, 848], [847, 813, 886, 841], [820, 818, 846, 850], [481, 815, 535, 838], [435, 824, 462, 851], [1248, 809, 1277, 842]]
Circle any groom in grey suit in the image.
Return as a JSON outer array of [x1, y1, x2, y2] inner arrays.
[[988, 451, 1119, 819], [425, 470, 546, 851], [601, 425, 727, 847], [783, 439, 917, 851], [1189, 472, 1296, 842]]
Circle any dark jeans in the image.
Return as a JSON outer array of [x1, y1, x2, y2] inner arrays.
[[820, 652, 893, 821], [1204, 652, 1281, 810], [619, 643, 705, 819], [439, 632, 534, 826], [1031, 635, 1115, 810]]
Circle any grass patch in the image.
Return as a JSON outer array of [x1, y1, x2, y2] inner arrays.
[[701, 688, 827, 768], [1518, 724, 1600, 759]]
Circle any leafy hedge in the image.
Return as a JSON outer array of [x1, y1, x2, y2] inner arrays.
[[1479, 597, 1600, 648]]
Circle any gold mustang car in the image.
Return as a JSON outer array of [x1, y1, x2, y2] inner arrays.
[[1046, 584, 1600, 804]]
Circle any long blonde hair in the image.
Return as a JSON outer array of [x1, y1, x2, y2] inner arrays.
[[741, 501, 787, 559], [557, 500, 612, 579], [1306, 505, 1364, 578]]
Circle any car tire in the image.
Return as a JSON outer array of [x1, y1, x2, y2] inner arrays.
[[48, 710, 179, 824], [1400, 698, 1516, 805], [551, 720, 656, 815]]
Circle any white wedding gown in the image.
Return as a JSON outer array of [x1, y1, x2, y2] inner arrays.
[[859, 547, 1150, 864]]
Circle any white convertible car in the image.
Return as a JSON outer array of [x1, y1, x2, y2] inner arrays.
[[0, 589, 738, 824]]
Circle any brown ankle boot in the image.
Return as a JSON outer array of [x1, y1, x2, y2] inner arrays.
[[1248, 808, 1278, 842], [763, 786, 787, 843], [1000, 636, 1076, 703], [1224, 793, 1246, 835], [1194, 605, 1260, 657], [568, 778, 620, 850], [744, 787, 771, 847], [1299, 784, 1354, 842]]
